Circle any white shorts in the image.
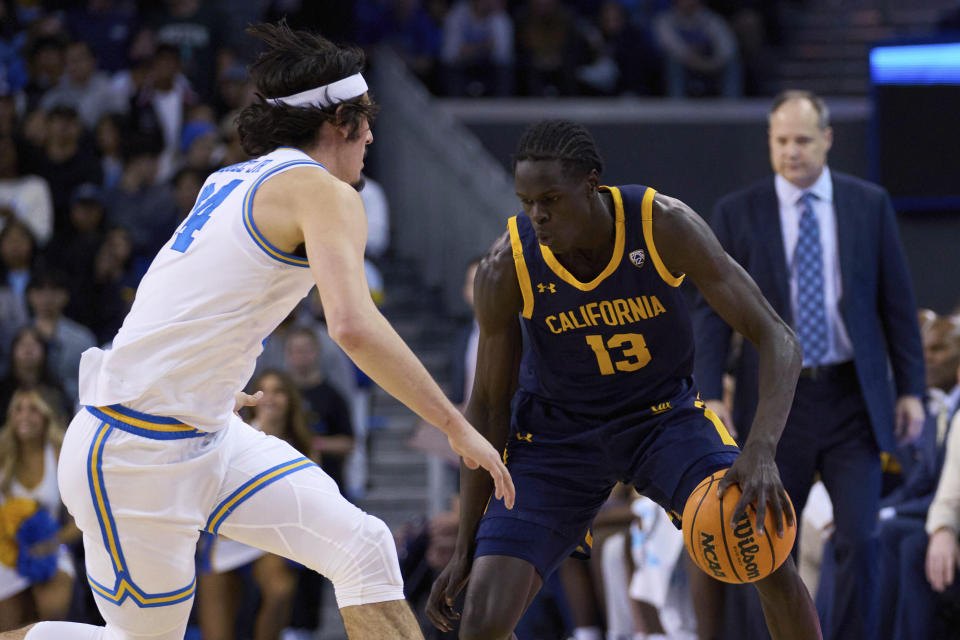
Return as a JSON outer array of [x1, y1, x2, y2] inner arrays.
[[59, 405, 403, 640]]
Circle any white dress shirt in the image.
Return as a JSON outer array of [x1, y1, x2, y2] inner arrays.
[[775, 166, 854, 366]]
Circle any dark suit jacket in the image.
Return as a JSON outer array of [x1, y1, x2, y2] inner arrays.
[[883, 395, 959, 518], [693, 171, 926, 452]]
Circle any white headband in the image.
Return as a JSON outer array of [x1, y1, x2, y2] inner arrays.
[[267, 73, 368, 108]]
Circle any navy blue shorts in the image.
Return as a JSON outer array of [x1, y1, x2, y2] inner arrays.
[[475, 385, 739, 580]]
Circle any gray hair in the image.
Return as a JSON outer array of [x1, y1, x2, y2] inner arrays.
[[769, 90, 830, 130]]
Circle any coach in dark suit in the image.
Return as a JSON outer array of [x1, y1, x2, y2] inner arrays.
[[694, 90, 926, 640]]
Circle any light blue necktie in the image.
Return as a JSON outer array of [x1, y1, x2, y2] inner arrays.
[[794, 192, 828, 365]]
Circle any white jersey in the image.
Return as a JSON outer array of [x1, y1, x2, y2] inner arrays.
[[79, 148, 321, 431]]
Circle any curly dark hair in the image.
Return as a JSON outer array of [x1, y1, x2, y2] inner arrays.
[[512, 120, 604, 180], [236, 21, 380, 157]]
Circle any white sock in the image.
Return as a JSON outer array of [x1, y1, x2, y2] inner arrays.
[[574, 627, 603, 640]]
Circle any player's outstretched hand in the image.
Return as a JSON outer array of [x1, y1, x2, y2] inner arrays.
[[718, 444, 794, 537], [447, 426, 515, 510], [233, 390, 263, 415], [426, 552, 471, 632]]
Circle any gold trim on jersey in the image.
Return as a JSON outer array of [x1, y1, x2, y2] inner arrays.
[[641, 188, 685, 287], [508, 216, 535, 319], [695, 400, 738, 447], [538, 186, 625, 291]]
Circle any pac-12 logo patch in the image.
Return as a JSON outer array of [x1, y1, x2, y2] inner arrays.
[[629, 249, 646, 268]]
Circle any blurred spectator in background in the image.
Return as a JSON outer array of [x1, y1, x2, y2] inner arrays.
[[925, 386, 960, 636], [80, 225, 140, 344], [103, 132, 177, 261], [170, 166, 203, 222], [45, 183, 106, 303], [0, 326, 70, 418], [93, 113, 124, 190], [441, 0, 514, 96], [218, 116, 248, 168], [22, 105, 101, 232], [197, 369, 313, 640], [398, 496, 461, 639], [19, 108, 44, 149], [875, 314, 960, 640], [39, 40, 125, 130], [0, 0, 27, 97], [144, 0, 228, 104], [514, 0, 576, 96], [0, 136, 52, 246], [213, 62, 252, 120], [707, 0, 779, 95], [116, 43, 196, 182], [0, 218, 33, 352], [355, 0, 444, 93], [0, 94, 19, 137], [654, 0, 741, 98], [360, 173, 390, 263], [25, 268, 95, 406], [22, 36, 63, 112], [284, 326, 355, 492], [924, 315, 960, 395], [0, 389, 80, 630], [448, 256, 480, 408], [64, 0, 138, 74], [577, 0, 660, 96], [178, 117, 219, 173]]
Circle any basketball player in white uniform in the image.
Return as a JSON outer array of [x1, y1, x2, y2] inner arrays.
[[1, 23, 514, 640]]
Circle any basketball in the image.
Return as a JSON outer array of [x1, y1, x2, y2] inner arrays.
[[682, 468, 797, 584]]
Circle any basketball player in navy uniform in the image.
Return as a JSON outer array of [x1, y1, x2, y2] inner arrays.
[[425, 121, 822, 640]]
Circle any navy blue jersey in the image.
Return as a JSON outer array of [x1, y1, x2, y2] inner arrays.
[[508, 185, 695, 416]]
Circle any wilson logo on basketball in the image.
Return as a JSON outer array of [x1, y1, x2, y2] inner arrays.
[[698, 532, 726, 579], [682, 468, 797, 584], [733, 514, 761, 580]]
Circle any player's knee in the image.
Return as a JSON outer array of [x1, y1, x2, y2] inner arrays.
[[458, 611, 515, 640], [326, 513, 404, 607], [459, 590, 519, 640]]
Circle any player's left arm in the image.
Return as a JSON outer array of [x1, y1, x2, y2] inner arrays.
[[652, 193, 802, 536]]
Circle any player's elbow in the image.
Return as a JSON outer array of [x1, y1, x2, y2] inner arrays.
[[779, 324, 803, 371], [327, 316, 369, 352]]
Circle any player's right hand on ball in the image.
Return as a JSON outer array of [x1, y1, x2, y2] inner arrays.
[[426, 553, 471, 632], [448, 428, 515, 510]]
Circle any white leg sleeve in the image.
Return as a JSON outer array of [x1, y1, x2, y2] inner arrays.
[[26, 622, 103, 640], [214, 426, 404, 609]]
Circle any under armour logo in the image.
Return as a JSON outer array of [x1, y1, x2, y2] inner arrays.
[[516, 432, 533, 443], [537, 283, 556, 293]]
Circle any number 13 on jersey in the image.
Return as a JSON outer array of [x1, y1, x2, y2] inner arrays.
[[586, 333, 651, 375]]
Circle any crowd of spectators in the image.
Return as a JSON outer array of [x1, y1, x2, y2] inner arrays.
[[355, 0, 783, 98]]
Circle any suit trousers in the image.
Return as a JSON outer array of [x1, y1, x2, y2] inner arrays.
[[777, 365, 882, 640], [721, 364, 881, 640]]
